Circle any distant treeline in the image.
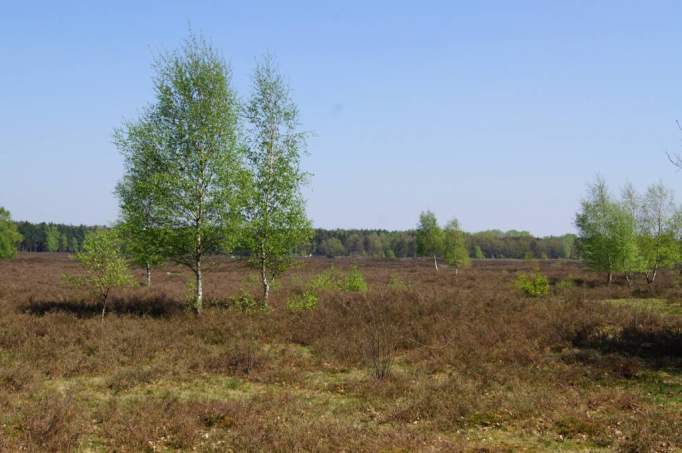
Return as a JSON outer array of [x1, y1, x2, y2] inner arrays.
[[14, 222, 577, 260], [15, 222, 100, 253], [313, 229, 577, 259]]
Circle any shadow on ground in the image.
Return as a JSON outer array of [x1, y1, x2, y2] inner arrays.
[[574, 324, 682, 371], [21, 295, 185, 318]]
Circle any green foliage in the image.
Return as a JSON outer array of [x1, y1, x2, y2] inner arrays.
[[319, 237, 345, 258], [344, 266, 368, 293], [442, 218, 470, 271], [560, 235, 575, 259], [241, 56, 312, 303], [45, 225, 60, 253], [114, 34, 245, 313], [416, 211, 443, 258], [64, 229, 134, 308], [114, 117, 167, 283], [308, 267, 344, 291], [14, 222, 92, 253], [635, 183, 682, 283], [230, 292, 260, 312], [575, 178, 642, 279], [515, 272, 550, 297], [473, 245, 485, 259], [287, 290, 318, 311], [0, 208, 22, 259], [289, 266, 368, 311]]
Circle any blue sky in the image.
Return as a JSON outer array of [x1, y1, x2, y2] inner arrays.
[[2, 1, 682, 236]]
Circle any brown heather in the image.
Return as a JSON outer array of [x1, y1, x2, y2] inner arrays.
[[1, 253, 682, 451]]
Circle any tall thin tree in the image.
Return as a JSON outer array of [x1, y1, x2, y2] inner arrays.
[[242, 56, 312, 305], [115, 117, 166, 287], [115, 34, 244, 313]]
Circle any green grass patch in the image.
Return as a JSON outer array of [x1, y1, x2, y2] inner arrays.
[[605, 298, 682, 316]]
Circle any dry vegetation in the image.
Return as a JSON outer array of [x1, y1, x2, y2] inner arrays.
[[1, 254, 682, 452]]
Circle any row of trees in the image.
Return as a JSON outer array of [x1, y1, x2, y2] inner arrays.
[[314, 229, 576, 260], [6, 219, 580, 261], [114, 36, 311, 313], [14, 221, 97, 252], [576, 178, 682, 284]]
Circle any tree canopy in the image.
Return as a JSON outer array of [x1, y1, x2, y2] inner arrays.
[[0, 208, 22, 259]]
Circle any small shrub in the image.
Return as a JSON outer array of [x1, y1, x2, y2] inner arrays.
[[387, 273, 408, 291], [366, 326, 394, 380], [345, 266, 368, 293], [287, 290, 318, 311], [515, 272, 550, 297], [63, 229, 133, 319], [308, 267, 343, 291], [230, 292, 259, 312]]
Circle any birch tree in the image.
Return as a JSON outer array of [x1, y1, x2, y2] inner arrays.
[[242, 57, 312, 305], [575, 178, 640, 284], [0, 208, 22, 259], [416, 211, 443, 271], [638, 183, 682, 284], [115, 117, 165, 287], [443, 218, 470, 274], [115, 35, 244, 314]]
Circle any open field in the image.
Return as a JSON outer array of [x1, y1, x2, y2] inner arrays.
[[1, 255, 682, 452]]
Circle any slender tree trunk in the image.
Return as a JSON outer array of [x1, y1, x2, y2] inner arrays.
[[100, 290, 109, 326], [647, 266, 658, 285], [454, 267, 459, 276], [194, 258, 203, 315], [145, 262, 151, 288], [261, 257, 270, 305], [625, 273, 632, 287], [607, 271, 613, 285], [433, 255, 439, 272]]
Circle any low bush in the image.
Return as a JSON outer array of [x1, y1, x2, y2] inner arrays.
[[344, 266, 368, 293], [230, 292, 259, 312], [515, 272, 550, 297], [287, 290, 318, 311]]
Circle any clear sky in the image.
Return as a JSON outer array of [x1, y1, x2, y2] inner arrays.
[[2, 1, 682, 236]]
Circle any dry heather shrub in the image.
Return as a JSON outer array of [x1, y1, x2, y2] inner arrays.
[[19, 393, 81, 452], [97, 396, 202, 451], [363, 299, 397, 380], [106, 366, 159, 392], [0, 362, 35, 392], [202, 337, 263, 375]]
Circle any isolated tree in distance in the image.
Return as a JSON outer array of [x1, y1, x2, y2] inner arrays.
[[0, 207, 22, 259], [115, 34, 244, 314], [442, 218, 470, 274], [473, 245, 485, 259], [115, 118, 166, 288], [637, 183, 682, 284], [416, 211, 443, 271], [560, 235, 576, 259], [64, 229, 133, 323], [320, 237, 345, 258], [575, 178, 641, 284], [45, 225, 60, 252], [242, 56, 312, 305]]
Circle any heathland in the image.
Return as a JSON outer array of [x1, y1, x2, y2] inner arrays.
[[1, 254, 681, 451]]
